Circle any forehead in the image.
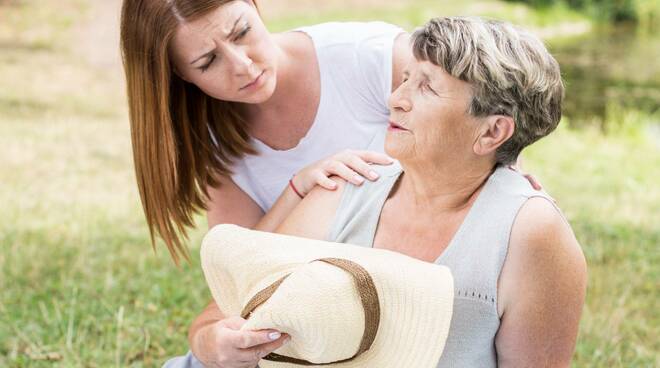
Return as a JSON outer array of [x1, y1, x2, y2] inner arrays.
[[407, 58, 473, 95], [171, 1, 250, 52], [406, 59, 456, 85]]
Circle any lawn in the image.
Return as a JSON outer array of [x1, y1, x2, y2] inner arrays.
[[1, 0, 658, 366]]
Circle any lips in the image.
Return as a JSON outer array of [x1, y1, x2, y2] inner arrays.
[[240, 70, 265, 90], [388, 121, 409, 131]]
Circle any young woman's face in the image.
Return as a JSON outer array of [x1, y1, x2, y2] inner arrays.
[[169, 1, 278, 104]]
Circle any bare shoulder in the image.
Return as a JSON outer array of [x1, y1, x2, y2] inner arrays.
[[275, 177, 347, 240], [509, 197, 586, 273], [496, 196, 587, 366], [501, 197, 587, 301]]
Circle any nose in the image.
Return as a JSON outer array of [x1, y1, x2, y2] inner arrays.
[[223, 43, 253, 76], [388, 84, 412, 113]]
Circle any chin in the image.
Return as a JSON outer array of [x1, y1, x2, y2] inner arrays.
[[384, 131, 408, 161], [245, 89, 274, 104], [245, 73, 277, 104]]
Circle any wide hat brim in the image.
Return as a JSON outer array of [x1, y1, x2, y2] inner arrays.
[[201, 224, 454, 368]]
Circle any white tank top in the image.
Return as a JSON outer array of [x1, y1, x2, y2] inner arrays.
[[230, 22, 405, 211]]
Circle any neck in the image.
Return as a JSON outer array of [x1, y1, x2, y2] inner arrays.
[[395, 156, 496, 215], [241, 32, 304, 121]]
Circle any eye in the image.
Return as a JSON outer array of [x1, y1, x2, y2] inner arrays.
[[199, 54, 216, 73], [422, 82, 438, 96], [235, 24, 251, 40]]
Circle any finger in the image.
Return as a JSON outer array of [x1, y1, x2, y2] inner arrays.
[[234, 334, 290, 364], [234, 359, 260, 368], [524, 174, 543, 191], [354, 150, 394, 165], [220, 316, 248, 330], [230, 328, 283, 349], [325, 162, 364, 186], [315, 172, 339, 190], [342, 155, 381, 181], [243, 335, 291, 360]]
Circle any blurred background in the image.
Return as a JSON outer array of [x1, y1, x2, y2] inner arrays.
[[1, 0, 658, 366]]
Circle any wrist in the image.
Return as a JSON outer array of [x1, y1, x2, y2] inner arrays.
[[289, 175, 305, 199], [190, 323, 215, 362]]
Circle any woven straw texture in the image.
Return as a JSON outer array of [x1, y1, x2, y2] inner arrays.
[[201, 224, 454, 368]]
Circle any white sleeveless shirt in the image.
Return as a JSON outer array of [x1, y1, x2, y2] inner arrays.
[[327, 162, 558, 367], [230, 22, 405, 211]]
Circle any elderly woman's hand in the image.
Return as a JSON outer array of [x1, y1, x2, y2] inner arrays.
[[192, 316, 290, 368], [291, 150, 394, 197]]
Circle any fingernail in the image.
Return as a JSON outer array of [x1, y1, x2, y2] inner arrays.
[[269, 332, 281, 340], [369, 171, 379, 180], [354, 175, 365, 184]]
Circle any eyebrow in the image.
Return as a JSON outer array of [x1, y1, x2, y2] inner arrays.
[[420, 72, 431, 83], [226, 15, 244, 40], [190, 50, 214, 66], [189, 15, 243, 65]]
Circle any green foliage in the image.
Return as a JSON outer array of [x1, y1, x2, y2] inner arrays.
[[266, 0, 589, 32], [510, 0, 660, 24]]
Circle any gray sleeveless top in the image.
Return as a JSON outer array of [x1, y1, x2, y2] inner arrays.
[[326, 162, 553, 367]]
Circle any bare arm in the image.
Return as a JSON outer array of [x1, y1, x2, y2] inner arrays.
[[207, 148, 393, 232], [496, 197, 587, 367], [190, 158, 379, 362], [207, 174, 314, 233], [191, 176, 295, 364], [206, 175, 265, 229], [275, 177, 347, 238]]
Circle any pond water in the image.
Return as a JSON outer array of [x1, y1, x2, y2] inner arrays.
[[549, 24, 660, 129]]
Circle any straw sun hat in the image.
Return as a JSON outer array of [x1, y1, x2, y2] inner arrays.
[[200, 224, 454, 368]]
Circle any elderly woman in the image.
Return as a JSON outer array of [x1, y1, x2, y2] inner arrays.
[[274, 17, 587, 367]]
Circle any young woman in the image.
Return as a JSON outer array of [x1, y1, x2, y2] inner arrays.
[[120, 0, 409, 261], [121, 0, 409, 366]]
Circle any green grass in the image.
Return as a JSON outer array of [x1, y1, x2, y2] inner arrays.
[[1, 0, 658, 366], [524, 119, 660, 367]]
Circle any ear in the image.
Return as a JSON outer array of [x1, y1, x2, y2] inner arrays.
[[473, 115, 515, 156]]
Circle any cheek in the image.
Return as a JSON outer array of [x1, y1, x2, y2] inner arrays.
[[193, 73, 236, 100], [384, 130, 415, 159], [412, 111, 445, 151], [255, 41, 277, 68], [247, 27, 274, 61]]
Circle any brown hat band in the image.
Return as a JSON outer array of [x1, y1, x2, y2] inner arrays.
[[240, 257, 381, 365]]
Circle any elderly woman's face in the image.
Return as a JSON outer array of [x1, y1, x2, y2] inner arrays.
[[169, 1, 278, 104], [385, 59, 480, 164]]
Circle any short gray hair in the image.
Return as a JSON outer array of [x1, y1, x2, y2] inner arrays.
[[412, 17, 564, 165]]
